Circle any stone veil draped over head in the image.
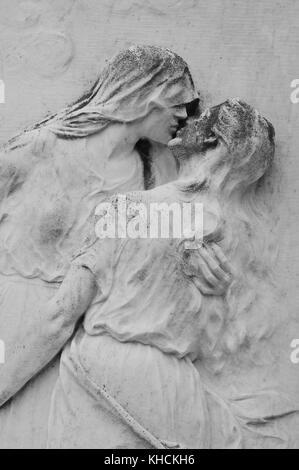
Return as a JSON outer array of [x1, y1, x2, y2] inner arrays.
[[6, 45, 198, 144]]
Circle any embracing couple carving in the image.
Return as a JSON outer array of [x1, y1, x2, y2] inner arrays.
[[0, 45, 295, 449]]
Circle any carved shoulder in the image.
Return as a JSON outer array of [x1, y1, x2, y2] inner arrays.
[[0, 150, 35, 200], [0, 128, 56, 200]]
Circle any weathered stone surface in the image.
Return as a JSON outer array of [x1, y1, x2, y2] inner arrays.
[[0, 0, 298, 449]]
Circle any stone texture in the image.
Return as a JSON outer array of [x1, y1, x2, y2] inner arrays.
[[0, 0, 298, 448]]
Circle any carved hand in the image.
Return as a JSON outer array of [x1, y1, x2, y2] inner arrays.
[[189, 242, 233, 296]]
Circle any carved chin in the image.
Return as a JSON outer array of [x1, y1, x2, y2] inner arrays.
[[168, 136, 183, 148]]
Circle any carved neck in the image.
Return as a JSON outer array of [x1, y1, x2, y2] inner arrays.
[[177, 153, 229, 198], [176, 152, 250, 203], [85, 122, 142, 162]]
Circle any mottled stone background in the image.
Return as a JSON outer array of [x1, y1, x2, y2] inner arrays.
[[0, 0, 299, 440]]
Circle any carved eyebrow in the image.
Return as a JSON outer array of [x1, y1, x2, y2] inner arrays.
[[170, 103, 186, 108]]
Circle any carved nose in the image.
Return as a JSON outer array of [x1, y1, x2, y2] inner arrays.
[[174, 106, 188, 120]]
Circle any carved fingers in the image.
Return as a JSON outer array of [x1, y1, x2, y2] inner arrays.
[[190, 242, 233, 296]]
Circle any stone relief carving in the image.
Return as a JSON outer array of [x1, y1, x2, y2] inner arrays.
[[0, 45, 296, 448]]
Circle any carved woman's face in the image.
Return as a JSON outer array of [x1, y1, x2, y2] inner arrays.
[[140, 103, 188, 144], [167, 104, 222, 160], [138, 75, 199, 145], [168, 99, 275, 187]]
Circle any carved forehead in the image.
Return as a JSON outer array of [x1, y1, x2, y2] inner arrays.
[[101, 45, 197, 109]]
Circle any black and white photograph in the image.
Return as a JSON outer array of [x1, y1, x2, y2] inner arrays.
[[0, 0, 298, 453]]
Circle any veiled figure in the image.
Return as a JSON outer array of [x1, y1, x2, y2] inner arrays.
[[0, 45, 203, 448], [2, 99, 295, 448]]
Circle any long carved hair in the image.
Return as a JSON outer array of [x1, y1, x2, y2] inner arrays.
[[216, 100, 277, 363], [178, 99, 278, 369], [4, 45, 198, 147]]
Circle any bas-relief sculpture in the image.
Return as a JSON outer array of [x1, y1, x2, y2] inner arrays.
[[0, 45, 297, 449]]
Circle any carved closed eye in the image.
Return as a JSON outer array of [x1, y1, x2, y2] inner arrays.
[[202, 131, 218, 149]]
